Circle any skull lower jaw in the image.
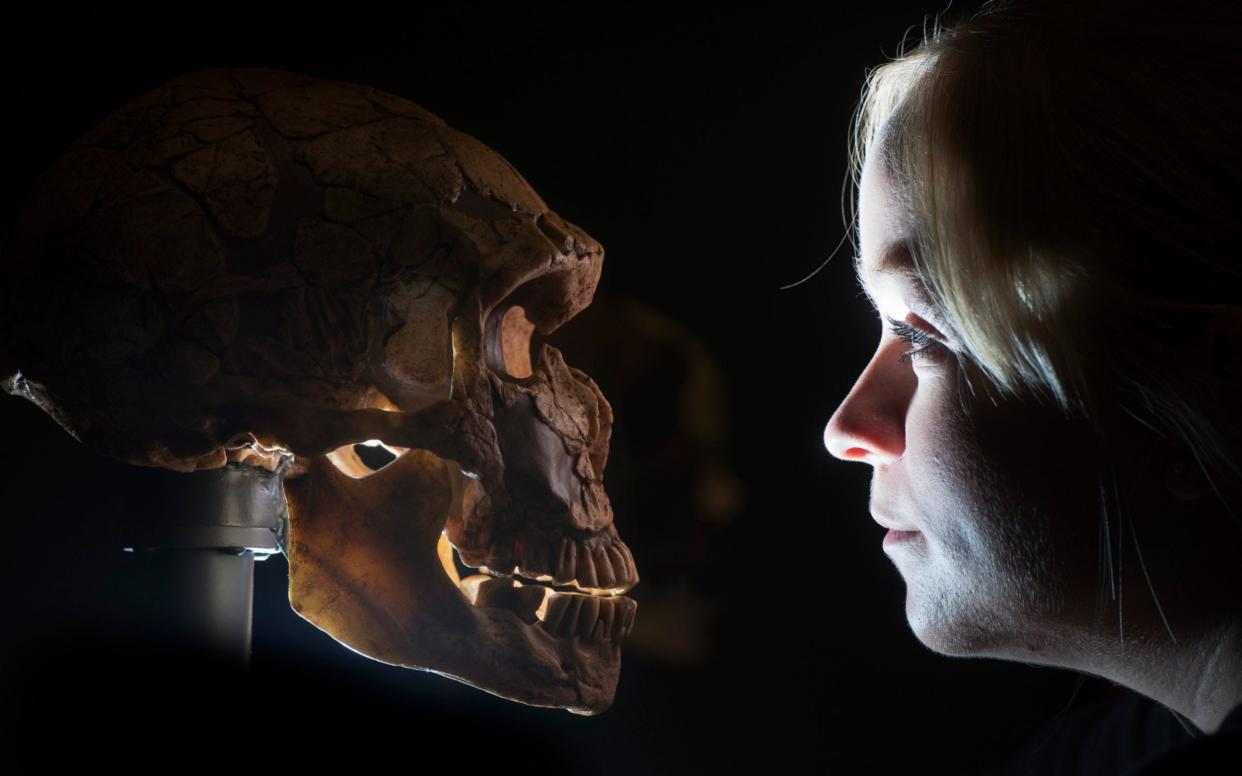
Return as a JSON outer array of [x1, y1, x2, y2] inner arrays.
[[285, 449, 634, 714], [429, 601, 631, 715]]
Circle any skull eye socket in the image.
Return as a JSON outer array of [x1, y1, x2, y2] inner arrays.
[[326, 440, 410, 478], [486, 304, 540, 380]]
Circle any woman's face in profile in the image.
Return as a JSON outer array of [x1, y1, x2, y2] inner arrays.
[[823, 151, 1110, 661]]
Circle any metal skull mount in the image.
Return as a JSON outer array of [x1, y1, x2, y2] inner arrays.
[[1, 68, 637, 714]]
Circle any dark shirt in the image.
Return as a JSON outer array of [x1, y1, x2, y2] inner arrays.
[[986, 690, 1242, 775], [1132, 700, 1242, 774]]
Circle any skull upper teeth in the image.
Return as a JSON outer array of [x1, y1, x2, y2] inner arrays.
[[454, 529, 638, 595]]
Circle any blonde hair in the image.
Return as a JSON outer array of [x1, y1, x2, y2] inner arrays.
[[849, 0, 1242, 494]]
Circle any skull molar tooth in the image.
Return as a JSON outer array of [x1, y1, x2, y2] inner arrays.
[[576, 596, 601, 640], [605, 545, 627, 588], [522, 539, 548, 578], [455, 540, 490, 569], [594, 597, 615, 642], [610, 599, 629, 642], [620, 542, 639, 586], [593, 545, 616, 588], [511, 534, 525, 570], [542, 592, 572, 635], [512, 530, 554, 580], [511, 584, 547, 624], [576, 543, 598, 589], [459, 574, 492, 606], [624, 598, 638, 639], [560, 596, 584, 639], [470, 575, 516, 609], [555, 537, 577, 585], [485, 543, 514, 576]]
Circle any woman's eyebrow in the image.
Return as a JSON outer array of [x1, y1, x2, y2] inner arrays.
[[853, 240, 915, 277], [853, 244, 922, 311]]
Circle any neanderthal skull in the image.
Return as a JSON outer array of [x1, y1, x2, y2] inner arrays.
[[0, 67, 637, 714]]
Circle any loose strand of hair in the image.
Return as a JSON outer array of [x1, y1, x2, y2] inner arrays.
[[1127, 510, 1178, 647]]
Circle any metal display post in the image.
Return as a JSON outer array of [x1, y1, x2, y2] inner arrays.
[[116, 461, 288, 668]]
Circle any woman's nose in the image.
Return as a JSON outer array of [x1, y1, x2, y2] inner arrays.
[[823, 340, 911, 465]]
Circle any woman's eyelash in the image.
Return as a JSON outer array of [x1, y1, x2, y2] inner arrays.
[[884, 316, 948, 364]]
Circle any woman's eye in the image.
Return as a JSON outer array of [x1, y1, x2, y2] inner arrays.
[[885, 316, 949, 365]]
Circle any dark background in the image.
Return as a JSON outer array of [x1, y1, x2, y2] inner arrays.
[[0, 4, 1127, 773]]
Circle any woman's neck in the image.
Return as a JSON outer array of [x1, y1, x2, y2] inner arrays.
[[1075, 612, 1242, 735]]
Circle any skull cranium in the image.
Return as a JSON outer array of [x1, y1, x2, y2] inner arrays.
[[0, 67, 637, 714]]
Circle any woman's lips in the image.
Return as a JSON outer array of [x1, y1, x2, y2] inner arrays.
[[883, 529, 920, 546], [872, 511, 919, 533]]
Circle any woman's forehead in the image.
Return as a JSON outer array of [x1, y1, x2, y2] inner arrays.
[[858, 159, 912, 265], [855, 150, 932, 313]]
